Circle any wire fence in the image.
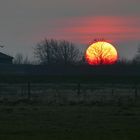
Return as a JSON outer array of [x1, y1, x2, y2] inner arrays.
[[0, 82, 139, 105]]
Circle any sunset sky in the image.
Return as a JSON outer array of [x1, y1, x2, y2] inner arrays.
[[0, 0, 140, 60]]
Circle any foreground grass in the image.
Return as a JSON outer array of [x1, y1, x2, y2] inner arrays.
[[0, 104, 140, 140]]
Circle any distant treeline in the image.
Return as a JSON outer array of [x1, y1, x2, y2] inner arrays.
[[13, 38, 140, 66], [0, 62, 140, 76]]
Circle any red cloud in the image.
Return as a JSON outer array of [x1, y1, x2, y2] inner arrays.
[[47, 16, 140, 44]]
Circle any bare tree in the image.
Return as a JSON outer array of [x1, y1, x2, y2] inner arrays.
[[23, 56, 31, 64], [13, 53, 31, 64], [133, 44, 140, 64], [34, 39, 81, 65], [13, 53, 24, 64]]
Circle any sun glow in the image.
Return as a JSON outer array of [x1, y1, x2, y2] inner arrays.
[[85, 41, 118, 65]]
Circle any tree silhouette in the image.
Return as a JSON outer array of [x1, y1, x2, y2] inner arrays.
[[13, 53, 30, 64], [133, 44, 140, 64], [34, 39, 81, 65]]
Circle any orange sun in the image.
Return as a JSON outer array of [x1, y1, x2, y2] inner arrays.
[[85, 41, 118, 65]]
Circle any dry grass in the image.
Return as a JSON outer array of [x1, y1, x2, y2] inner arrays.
[[0, 104, 139, 139]]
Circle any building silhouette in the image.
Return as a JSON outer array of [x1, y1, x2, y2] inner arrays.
[[0, 52, 13, 64]]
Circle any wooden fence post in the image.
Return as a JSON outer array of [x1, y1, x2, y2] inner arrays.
[[27, 81, 31, 100], [77, 83, 81, 95], [111, 83, 114, 96], [134, 83, 138, 102]]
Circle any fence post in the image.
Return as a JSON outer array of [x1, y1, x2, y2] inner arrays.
[[134, 83, 138, 102], [77, 83, 81, 95], [111, 83, 114, 96], [27, 81, 31, 100]]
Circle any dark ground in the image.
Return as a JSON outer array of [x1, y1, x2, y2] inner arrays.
[[0, 71, 139, 139], [0, 104, 140, 140]]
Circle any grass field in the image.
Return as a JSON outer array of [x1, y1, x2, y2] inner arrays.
[[0, 74, 139, 139], [0, 104, 140, 140]]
